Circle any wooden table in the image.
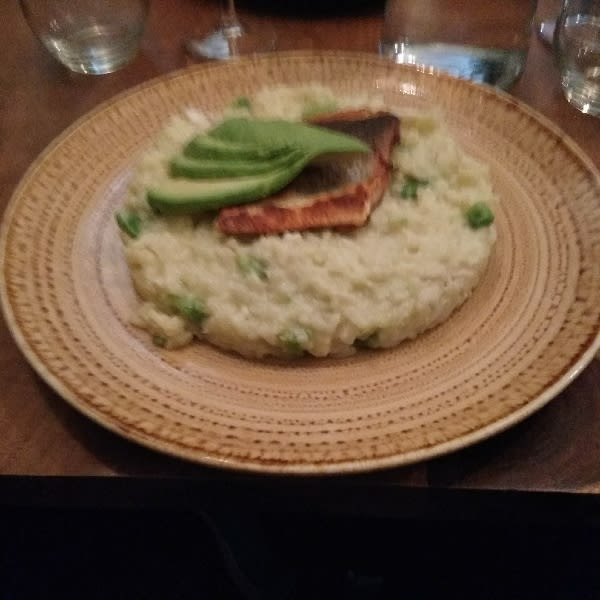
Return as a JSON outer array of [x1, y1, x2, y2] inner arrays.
[[2, 0, 599, 515]]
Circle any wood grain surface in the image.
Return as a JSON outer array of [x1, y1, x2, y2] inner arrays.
[[1, 0, 599, 492]]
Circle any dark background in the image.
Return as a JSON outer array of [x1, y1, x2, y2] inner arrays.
[[2, 479, 600, 599]]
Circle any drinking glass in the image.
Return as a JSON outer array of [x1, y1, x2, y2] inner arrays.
[[380, 0, 538, 90], [19, 0, 149, 75], [554, 0, 600, 116], [186, 0, 276, 60]]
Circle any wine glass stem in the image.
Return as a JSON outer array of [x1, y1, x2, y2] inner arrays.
[[221, 0, 242, 34]]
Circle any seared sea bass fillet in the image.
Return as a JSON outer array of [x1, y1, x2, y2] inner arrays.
[[215, 110, 400, 235]]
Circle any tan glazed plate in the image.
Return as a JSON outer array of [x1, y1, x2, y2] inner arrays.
[[1, 52, 600, 474]]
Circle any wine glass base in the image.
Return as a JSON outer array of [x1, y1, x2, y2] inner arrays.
[[186, 24, 276, 60]]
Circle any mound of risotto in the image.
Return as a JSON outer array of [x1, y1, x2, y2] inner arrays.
[[116, 85, 497, 358]]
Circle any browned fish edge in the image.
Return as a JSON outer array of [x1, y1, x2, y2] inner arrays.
[[215, 110, 400, 236]]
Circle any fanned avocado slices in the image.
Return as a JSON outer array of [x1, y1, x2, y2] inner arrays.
[[147, 118, 370, 216], [148, 151, 309, 215]]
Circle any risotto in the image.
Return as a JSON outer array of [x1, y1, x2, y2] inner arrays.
[[117, 85, 497, 358]]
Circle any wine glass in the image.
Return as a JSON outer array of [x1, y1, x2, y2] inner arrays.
[[535, 0, 563, 46], [186, 0, 276, 60], [537, 17, 557, 45]]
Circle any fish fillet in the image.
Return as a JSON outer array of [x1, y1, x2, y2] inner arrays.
[[215, 110, 400, 235]]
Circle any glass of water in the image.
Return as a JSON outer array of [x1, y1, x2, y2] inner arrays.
[[554, 0, 600, 116], [380, 0, 538, 90], [20, 0, 149, 75]]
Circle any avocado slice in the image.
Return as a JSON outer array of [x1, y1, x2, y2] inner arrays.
[[183, 134, 289, 161], [208, 118, 370, 156], [148, 152, 308, 215], [169, 148, 299, 179]]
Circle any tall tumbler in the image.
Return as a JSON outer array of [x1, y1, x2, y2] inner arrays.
[[554, 0, 600, 116], [380, 0, 538, 90]]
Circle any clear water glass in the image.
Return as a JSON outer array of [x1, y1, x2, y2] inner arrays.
[[380, 0, 538, 90], [555, 0, 600, 116], [20, 0, 149, 75]]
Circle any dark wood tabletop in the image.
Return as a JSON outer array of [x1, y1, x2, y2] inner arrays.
[[1, 0, 599, 508]]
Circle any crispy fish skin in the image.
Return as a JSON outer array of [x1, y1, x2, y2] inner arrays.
[[215, 110, 400, 235]]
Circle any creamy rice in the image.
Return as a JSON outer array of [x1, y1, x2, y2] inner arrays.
[[118, 86, 497, 358]]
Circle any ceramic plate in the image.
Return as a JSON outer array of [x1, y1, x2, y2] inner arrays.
[[2, 52, 599, 474]]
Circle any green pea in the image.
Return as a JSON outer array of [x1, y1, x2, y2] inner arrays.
[[172, 295, 208, 323], [277, 326, 311, 355], [466, 202, 495, 229]]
